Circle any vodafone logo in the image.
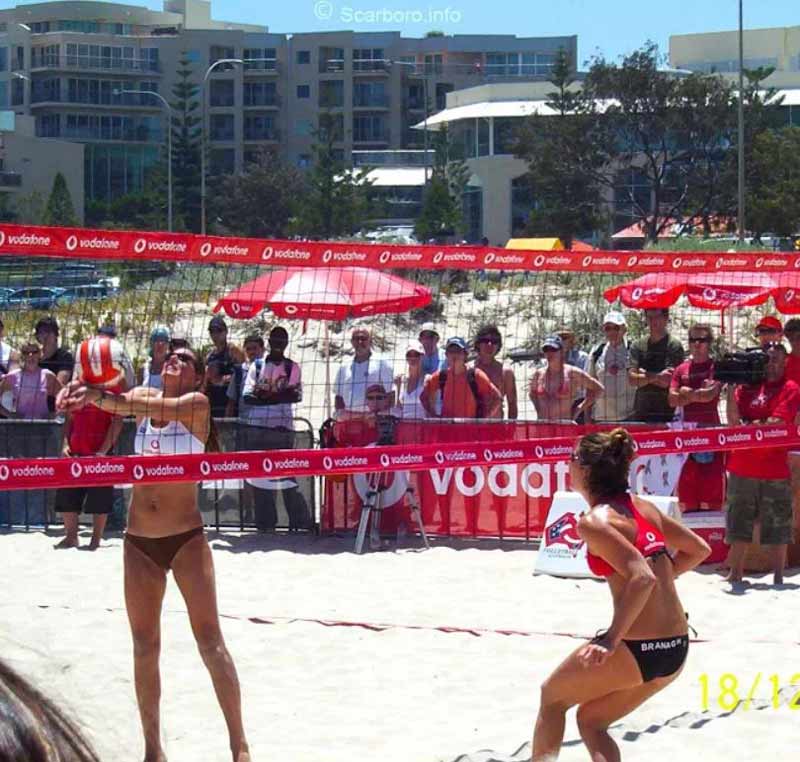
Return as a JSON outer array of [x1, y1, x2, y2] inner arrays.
[[323, 250, 333, 264], [535, 445, 544, 459], [627, 255, 638, 267], [70, 462, 83, 478], [756, 257, 765, 268], [262, 457, 274, 473], [200, 242, 213, 257], [0, 464, 8, 481], [323, 456, 333, 470], [134, 238, 147, 254], [646, 531, 656, 543], [200, 460, 211, 476], [380, 453, 390, 468], [787, 289, 797, 303], [794, 257, 800, 270], [0, 231, 5, 246], [632, 439, 640, 452], [631, 287, 643, 301], [674, 437, 683, 450], [435, 451, 445, 465], [379, 250, 391, 264], [484, 253, 496, 265], [582, 255, 593, 268], [483, 449, 493, 462], [261, 246, 273, 261], [433, 252, 444, 265], [702, 287, 718, 302], [755, 430, 764, 442], [231, 302, 241, 315], [133, 465, 145, 480], [672, 257, 683, 270], [533, 255, 546, 267], [718, 433, 727, 446], [66, 235, 78, 251], [285, 305, 298, 315]]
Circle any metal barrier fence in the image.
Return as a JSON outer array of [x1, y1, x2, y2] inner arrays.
[[0, 417, 316, 533]]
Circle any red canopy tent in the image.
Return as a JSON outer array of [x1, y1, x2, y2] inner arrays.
[[213, 266, 432, 416]]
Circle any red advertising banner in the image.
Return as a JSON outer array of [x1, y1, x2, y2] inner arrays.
[[1, 223, 799, 273]]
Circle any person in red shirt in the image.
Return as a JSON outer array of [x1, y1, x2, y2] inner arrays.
[[724, 342, 800, 585], [754, 314, 783, 349], [668, 323, 724, 511], [783, 318, 800, 384], [422, 337, 501, 419]]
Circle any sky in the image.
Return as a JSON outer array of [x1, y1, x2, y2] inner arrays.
[[7, 1, 798, 65]]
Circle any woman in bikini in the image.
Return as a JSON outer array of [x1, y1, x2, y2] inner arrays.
[[532, 428, 710, 762], [57, 348, 249, 762], [529, 335, 602, 422]]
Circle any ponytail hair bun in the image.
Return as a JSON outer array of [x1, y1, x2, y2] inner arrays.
[[608, 427, 635, 466]]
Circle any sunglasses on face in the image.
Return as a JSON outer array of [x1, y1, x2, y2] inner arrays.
[[757, 327, 779, 335], [603, 325, 621, 332], [478, 337, 499, 345], [542, 347, 560, 354], [366, 394, 386, 401], [688, 336, 711, 344], [352, 335, 370, 343], [420, 332, 437, 339]]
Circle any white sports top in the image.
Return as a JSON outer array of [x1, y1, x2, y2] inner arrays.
[[134, 418, 206, 456]]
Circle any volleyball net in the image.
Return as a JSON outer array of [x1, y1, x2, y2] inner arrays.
[[2, 223, 800, 535]]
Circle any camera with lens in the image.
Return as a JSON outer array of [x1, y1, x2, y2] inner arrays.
[[375, 413, 399, 445], [713, 347, 768, 386]]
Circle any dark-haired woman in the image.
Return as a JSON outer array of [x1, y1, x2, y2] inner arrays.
[[58, 348, 249, 762], [532, 428, 710, 762], [472, 324, 518, 419], [0, 657, 101, 761]]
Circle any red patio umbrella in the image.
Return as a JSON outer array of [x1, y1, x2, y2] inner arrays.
[[213, 267, 432, 417], [214, 266, 432, 321], [605, 271, 800, 313]]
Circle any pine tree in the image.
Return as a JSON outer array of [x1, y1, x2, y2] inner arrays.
[[170, 53, 201, 232], [43, 172, 77, 226]]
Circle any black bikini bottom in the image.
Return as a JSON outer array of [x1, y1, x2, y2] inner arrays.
[[622, 635, 689, 683], [125, 527, 204, 570]]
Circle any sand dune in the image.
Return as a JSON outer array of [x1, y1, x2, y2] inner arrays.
[[1, 530, 797, 761]]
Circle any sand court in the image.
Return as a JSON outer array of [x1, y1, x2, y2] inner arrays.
[[1, 529, 798, 761]]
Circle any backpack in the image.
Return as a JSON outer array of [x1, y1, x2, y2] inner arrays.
[[590, 339, 628, 367], [438, 368, 484, 418]]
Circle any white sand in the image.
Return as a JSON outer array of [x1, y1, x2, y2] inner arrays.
[[2, 530, 797, 762]]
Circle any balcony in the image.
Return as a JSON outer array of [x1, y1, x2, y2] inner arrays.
[[319, 58, 345, 74], [353, 129, 390, 145], [210, 128, 235, 142], [243, 93, 281, 108], [209, 96, 235, 108], [404, 96, 426, 111], [353, 150, 432, 167], [353, 59, 390, 75], [30, 55, 161, 74], [243, 59, 280, 74], [353, 94, 390, 109], [62, 125, 162, 142], [0, 171, 23, 187], [244, 127, 280, 142]]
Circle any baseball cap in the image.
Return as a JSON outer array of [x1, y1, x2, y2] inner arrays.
[[541, 335, 564, 351], [97, 324, 117, 338], [445, 336, 467, 351], [419, 322, 440, 338], [404, 339, 425, 356], [150, 326, 170, 345], [756, 315, 782, 333], [208, 315, 227, 332], [603, 310, 626, 327]]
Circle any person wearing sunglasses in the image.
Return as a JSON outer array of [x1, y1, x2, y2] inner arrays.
[[0, 341, 62, 420], [533, 428, 710, 762], [56, 347, 251, 762], [587, 311, 634, 423], [205, 316, 245, 418], [668, 323, 724, 513], [754, 314, 783, 349], [471, 324, 518, 419]]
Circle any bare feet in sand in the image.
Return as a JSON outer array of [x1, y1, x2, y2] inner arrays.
[[54, 537, 79, 549], [143, 751, 167, 762], [234, 743, 251, 761], [87, 539, 101, 551]]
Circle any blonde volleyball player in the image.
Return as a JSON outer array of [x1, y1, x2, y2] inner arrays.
[[58, 347, 250, 762]]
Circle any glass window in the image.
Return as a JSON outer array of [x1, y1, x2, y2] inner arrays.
[[296, 50, 310, 65], [462, 185, 483, 242], [478, 118, 490, 156], [210, 113, 235, 141], [0, 48, 7, 72], [295, 119, 313, 136], [493, 117, 520, 154], [244, 113, 275, 140], [210, 148, 235, 175], [319, 80, 343, 108], [209, 79, 235, 107], [0, 81, 6, 108], [244, 48, 277, 70], [297, 154, 311, 168], [296, 84, 310, 99]]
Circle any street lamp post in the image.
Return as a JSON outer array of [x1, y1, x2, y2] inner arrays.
[[737, 0, 746, 245], [201, 57, 243, 235], [114, 88, 173, 231]]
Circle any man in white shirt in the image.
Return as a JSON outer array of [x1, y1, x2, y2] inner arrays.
[[334, 327, 394, 413], [587, 311, 635, 422]]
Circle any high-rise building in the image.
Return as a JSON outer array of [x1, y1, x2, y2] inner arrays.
[[0, 0, 576, 206]]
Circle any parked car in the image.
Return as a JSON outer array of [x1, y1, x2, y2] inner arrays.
[[5, 287, 66, 310], [0, 287, 15, 307], [56, 284, 118, 304]]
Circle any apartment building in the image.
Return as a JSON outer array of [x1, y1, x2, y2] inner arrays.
[[670, 25, 800, 88], [0, 0, 576, 207]]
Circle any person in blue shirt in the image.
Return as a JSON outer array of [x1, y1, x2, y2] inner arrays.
[[419, 322, 446, 376]]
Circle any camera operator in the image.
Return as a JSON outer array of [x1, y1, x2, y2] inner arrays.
[[668, 323, 724, 512], [724, 342, 800, 585]]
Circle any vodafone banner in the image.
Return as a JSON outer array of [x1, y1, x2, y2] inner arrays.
[[2, 223, 800, 273], [0, 422, 799, 494]]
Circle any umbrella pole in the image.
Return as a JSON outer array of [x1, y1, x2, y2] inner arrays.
[[325, 321, 332, 420]]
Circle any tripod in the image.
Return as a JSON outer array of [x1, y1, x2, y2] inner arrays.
[[354, 469, 430, 554]]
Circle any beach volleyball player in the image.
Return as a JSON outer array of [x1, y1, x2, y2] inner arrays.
[[532, 429, 710, 762], [58, 347, 250, 762]]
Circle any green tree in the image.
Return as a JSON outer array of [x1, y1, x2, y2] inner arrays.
[[170, 52, 201, 232], [13, 189, 46, 224], [514, 47, 608, 247], [0, 192, 16, 222], [292, 112, 374, 238], [414, 126, 469, 242], [43, 172, 77, 226], [83, 162, 169, 230], [209, 149, 306, 237]]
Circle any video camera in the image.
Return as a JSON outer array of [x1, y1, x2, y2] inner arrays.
[[375, 413, 399, 446], [713, 347, 768, 386]]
